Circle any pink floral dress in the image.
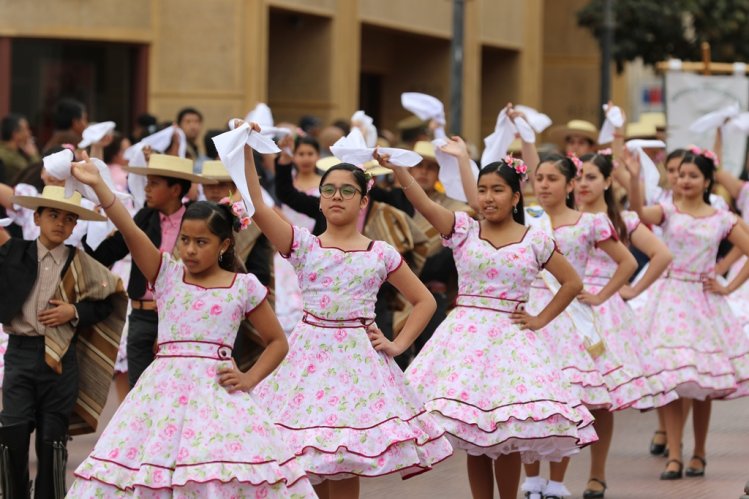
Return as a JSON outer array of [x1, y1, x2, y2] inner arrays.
[[69, 253, 316, 498], [639, 204, 749, 400], [583, 211, 677, 410], [725, 182, 749, 335], [527, 211, 622, 410], [405, 213, 597, 463], [254, 226, 453, 483]]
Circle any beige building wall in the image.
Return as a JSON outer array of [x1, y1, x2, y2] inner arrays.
[[1, 0, 610, 149]]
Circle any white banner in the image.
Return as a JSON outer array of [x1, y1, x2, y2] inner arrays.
[[665, 72, 748, 176]]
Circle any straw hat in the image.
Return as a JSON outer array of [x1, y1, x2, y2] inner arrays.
[[11, 185, 106, 221], [640, 112, 666, 130], [413, 141, 437, 160], [626, 121, 658, 140], [316, 156, 391, 176], [124, 154, 215, 184], [200, 160, 232, 182], [547, 119, 599, 145], [396, 115, 428, 131], [507, 138, 522, 154]]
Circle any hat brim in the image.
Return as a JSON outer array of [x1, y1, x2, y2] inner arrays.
[[123, 166, 217, 184], [547, 126, 598, 145], [200, 175, 233, 182], [364, 165, 393, 176], [11, 196, 107, 221]]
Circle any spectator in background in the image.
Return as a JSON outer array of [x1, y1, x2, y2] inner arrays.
[[43, 98, 88, 151], [298, 115, 321, 138], [0, 114, 39, 184], [317, 125, 344, 157], [331, 118, 350, 136], [130, 113, 158, 144], [176, 107, 203, 159]]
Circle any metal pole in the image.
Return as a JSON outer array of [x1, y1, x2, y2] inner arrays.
[[449, 0, 464, 135], [600, 0, 614, 125]]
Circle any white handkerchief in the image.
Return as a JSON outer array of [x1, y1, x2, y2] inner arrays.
[[85, 219, 115, 250], [124, 126, 187, 168], [245, 103, 291, 138], [44, 150, 130, 205], [626, 139, 666, 205], [433, 138, 479, 203], [401, 92, 446, 126], [128, 173, 147, 211], [724, 112, 749, 134], [330, 128, 422, 167], [689, 103, 740, 134], [78, 121, 116, 148], [514, 105, 552, 133], [480, 109, 515, 167], [351, 110, 378, 148], [598, 104, 624, 144], [514, 117, 536, 143]]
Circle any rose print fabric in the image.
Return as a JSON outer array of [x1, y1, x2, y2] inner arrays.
[[69, 253, 316, 497], [254, 226, 453, 483], [406, 213, 597, 463], [527, 211, 620, 409], [725, 182, 749, 336], [584, 211, 677, 410], [639, 204, 749, 400]]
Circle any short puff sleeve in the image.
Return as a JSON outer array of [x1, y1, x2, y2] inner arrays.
[[152, 252, 182, 300], [442, 211, 476, 250], [622, 211, 642, 236], [378, 241, 404, 277], [240, 273, 269, 316], [528, 227, 558, 269], [281, 225, 316, 273], [590, 211, 617, 245], [719, 210, 739, 240]]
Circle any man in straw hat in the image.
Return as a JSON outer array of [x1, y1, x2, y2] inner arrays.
[[548, 119, 600, 156], [87, 153, 215, 388], [0, 185, 127, 498]]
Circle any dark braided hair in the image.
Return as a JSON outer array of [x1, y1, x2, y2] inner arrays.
[[181, 201, 240, 271], [580, 152, 629, 244]]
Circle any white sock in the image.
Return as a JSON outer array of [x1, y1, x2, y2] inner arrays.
[[544, 480, 571, 497], [521, 475, 547, 493]]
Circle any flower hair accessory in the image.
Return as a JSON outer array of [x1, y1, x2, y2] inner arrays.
[[597, 148, 613, 157], [502, 155, 528, 180], [688, 145, 720, 167], [218, 196, 252, 231], [364, 172, 375, 192], [567, 152, 583, 177]]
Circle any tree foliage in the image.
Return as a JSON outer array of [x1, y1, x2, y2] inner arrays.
[[578, 0, 749, 73]]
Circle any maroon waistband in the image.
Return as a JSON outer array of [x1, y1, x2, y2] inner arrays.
[[155, 340, 233, 360], [302, 310, 375, 329]]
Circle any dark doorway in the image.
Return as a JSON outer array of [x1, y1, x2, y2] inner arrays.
[[359, 72, 383, 127]]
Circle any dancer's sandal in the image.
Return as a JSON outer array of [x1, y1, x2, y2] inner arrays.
[[685, 455, 706, 477], [660, 459, 683, 480], [582, 478, 607, 498], [649, 430, 666, 455]]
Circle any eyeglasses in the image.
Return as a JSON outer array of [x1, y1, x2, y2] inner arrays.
[[319, 184, 362, 199]]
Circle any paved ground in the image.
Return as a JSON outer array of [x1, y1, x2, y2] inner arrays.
[[18, 385, 749, 497]]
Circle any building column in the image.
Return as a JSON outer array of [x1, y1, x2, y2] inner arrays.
[[329, 0, 360, 122], [0, 37, 11, 116], [518, 0, 543, 108], [243, 0, 269, 112], [461, 0, 481, 145]]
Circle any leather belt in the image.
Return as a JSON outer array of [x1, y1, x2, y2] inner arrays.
[[131, 299, 158, 311]]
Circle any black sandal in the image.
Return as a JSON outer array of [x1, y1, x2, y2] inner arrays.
[[649, 430, 667, 455], [685, 455, 706, 477], [583, 478, 607, 498], [660, 459, 683, 480]]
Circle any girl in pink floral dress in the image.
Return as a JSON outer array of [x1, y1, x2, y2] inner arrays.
[[521, 152, 638, 499], [67, 158, 316, 497], [627, 147, 749, 481], [240, 133, 453, 498], [379, 146, 597, 499], [576, 151, 677, 498]]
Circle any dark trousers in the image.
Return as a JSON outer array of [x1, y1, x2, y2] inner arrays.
[[126, 309, 158, 388], [1, 335, 78, 442]]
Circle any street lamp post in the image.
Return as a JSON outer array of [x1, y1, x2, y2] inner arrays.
[[449, 0, 465, 135]]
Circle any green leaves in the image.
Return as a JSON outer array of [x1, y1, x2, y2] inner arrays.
[[577, 0, 749, 72]]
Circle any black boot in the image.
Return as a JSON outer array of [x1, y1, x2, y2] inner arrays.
[[34, 438, 68, 499], [0, 422, 32, 499]]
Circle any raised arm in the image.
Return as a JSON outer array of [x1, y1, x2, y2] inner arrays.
[[374, 153, 454, 237], [511, 251, 582, 330], [623, 147, 663, 226], [620, 224, 673, 300], [71, 153, 161, 282], [0, 182, 14, 210], [243, 142, 293, 255]]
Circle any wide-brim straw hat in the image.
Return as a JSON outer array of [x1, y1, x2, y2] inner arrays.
[[200, 160, 232, 182], [547, 119, 599, 145], [626, 121, 658, 140], [124, 154, 215, 184], [640, 112, 666, 130], [413, 140, 437, 160], [11, 185, 106, 221], [316, 156, 392, 176]]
